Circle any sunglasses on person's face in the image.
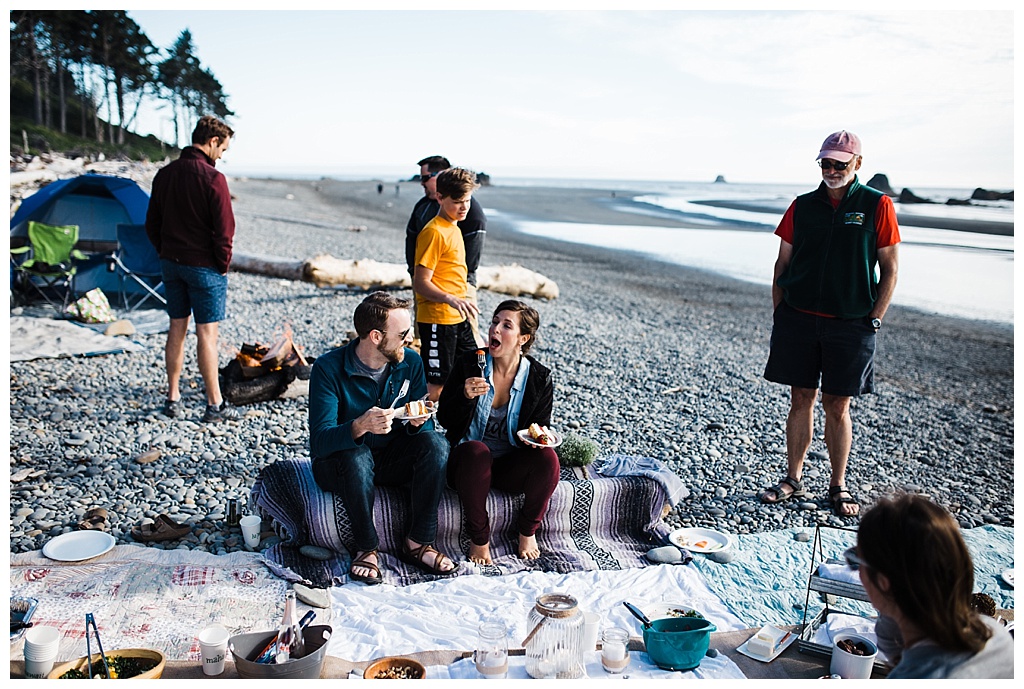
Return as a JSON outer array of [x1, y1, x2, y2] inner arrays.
[[818, 159, 853, 171], [420, 171, 442, 183], [377, 327, 412, 341], [843, 546, 870, 571]]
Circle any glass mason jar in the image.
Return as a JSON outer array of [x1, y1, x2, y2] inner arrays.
[[474, 621, 508, 679], [524, 593, 584, 679], [601, 627, 630, 673]]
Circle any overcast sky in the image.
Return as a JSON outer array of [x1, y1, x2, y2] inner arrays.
[[127, 7, 1014, 190]]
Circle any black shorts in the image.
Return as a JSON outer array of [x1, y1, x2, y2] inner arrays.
[[764, 302, 876, 396], [418, 320, 477, 385]]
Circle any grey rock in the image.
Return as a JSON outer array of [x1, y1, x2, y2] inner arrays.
[[645, 545, 684, 564], [706, 549, 736, 564], [300, 545, 336, 561], [294, 583, 331, 609], [793, 531, 811, 542]]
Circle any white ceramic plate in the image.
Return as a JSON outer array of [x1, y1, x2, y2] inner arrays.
[[393, 401, 436, 421], [42, 531, 116, 562], [736, 626, 797, 662], [516, 428, 562, 449], [668, 527, 732, 553], [1001, 568, 1014, 588], [642, 602, 706, 621]]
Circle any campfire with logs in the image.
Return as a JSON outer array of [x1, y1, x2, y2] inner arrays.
[[220, 327, 314, 405]]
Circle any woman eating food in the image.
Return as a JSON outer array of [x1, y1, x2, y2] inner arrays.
[[438, 300, 560, 565], [850, 494, 1013, 678]]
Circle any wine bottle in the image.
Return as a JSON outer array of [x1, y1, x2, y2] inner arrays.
[[254, 609, 316, 664], [273, 590, 306, 664]]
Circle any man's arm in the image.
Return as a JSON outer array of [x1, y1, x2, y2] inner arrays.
[[144, 177, 163, 255], [413, 265, 479, 321], [460, 198, 487, 281], [772, 239, 794, 309], [869, 244, 899, 321], [308, 359, 361, 458], [209, 174, 235, 274]]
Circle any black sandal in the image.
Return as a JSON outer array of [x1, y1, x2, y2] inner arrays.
[[760, 476, 806, 504], [828, 486, 860, 517], [349, 549, 383, 585], [399, 542, 456, 576]]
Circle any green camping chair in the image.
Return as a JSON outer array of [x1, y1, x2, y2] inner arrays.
[[10, 220, 87, 311]]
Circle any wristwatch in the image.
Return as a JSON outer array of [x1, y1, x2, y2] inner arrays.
[[870, 318, 882, 331]]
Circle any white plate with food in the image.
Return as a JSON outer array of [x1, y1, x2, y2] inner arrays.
[[736, 625, 796, 662], [393, 400, 436, 421], [42, 531, 116, 562], [517, 425, 562, 449], [642, 603, 706, 621], [668, 527, 732, 553]]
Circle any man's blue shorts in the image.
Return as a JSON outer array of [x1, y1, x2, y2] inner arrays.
[[160, 259, 228, 324], [763, 301, 875, 397]]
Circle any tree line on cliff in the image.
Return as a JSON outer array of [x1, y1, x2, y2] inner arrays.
[[10, 10, 231, 151]]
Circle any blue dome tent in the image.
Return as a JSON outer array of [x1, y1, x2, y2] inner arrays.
[[10, 173, 161, 301]]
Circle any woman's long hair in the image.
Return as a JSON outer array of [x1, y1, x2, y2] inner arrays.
[[857, 494, 990, 653]]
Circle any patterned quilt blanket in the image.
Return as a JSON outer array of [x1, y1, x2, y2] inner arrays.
[[251, 458, 672, 588]]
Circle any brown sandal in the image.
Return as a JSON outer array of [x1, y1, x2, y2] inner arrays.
[[349, 549, 383, 585], [400, 542, 456, 576], [131, 514, 191, 542], [77, 507, 109, 531]]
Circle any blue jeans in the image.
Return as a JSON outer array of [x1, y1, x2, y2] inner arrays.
[[160, 260, 227, 324], [311, 430, 449, 552]]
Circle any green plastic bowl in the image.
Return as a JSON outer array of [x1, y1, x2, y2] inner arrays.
[[643, 617, 717, 671]]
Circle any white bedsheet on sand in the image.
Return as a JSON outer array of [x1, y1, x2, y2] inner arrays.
[[9, 315, 145, 360], [324, 563, 746, 662]]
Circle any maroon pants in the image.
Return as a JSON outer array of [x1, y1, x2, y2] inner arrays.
[[447, 440, 561, 546]]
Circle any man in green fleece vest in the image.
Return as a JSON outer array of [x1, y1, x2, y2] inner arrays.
[[761, 131, 900, 518]]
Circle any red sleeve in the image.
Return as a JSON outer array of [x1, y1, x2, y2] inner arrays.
[[774, 201, 796, 244], [875, 195, 901, 248]]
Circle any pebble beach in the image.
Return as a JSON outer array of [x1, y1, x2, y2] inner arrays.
[[7, 171, 1015, 558]]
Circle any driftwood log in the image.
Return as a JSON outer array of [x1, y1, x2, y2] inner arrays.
[[231, 252, 558, 299]]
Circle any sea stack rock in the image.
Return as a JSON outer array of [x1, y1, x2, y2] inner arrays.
[[898, 188, 934, 204], [865, 173, 896, 196], [714, 175, 727, 183], [971, 188, 1014, 201]]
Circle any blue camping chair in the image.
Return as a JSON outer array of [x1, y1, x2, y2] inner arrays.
[[10, 220, 87, 311], [106, 224, 166, 313]]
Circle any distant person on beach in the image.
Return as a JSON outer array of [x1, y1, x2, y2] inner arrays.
[[308, 292, 455, 584], [761, 130, 900, 517], [413, 167, 482, 401], [145, 115, 242, 424], [849, 494, 1014, 678], [405, 155, 488, 347], [438, 300, 560, 564], [377, 182, 383, 194]]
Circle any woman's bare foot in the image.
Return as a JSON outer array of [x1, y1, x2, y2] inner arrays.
[[469, 542, 492, 565], [518, 534, 540, 560]]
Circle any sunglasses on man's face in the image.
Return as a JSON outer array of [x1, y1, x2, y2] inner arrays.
[[818, 159, 853, 171], [420, 171, 442, 183]]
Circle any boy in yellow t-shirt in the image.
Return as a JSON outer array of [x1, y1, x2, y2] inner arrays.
[[413, 167, 481, 402]]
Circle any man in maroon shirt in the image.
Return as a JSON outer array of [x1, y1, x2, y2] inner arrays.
[[146, 116, 241, 423]]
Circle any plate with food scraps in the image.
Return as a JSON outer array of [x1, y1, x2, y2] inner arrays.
[[668, 527, 732, 553], [642, 603, 706, 621], [42, 531, 116, 562], [393, 401, 437, 421], [517, 427, 562, 449], [736, 625, 796, 662]]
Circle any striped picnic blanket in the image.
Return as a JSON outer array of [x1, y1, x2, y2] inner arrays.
[[251, 458, 672, 588]]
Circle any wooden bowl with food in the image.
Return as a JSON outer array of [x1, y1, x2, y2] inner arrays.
[[363, 656, 426, 679], [48, 648, 165, 679]]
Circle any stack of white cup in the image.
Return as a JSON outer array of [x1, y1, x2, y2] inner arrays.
[[24, 626, 62, 679]]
